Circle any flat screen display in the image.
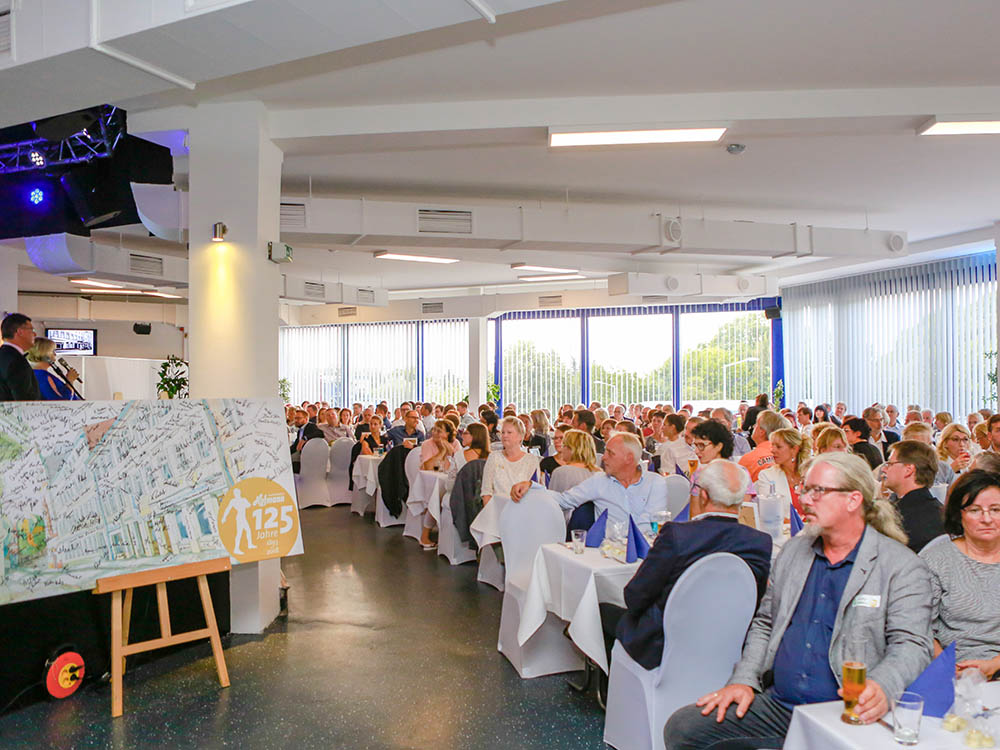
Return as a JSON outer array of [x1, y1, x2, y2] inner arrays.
[[46, 328, 97, 356]]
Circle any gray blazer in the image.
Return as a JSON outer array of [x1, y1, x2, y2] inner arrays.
[[729, 524, 933, 702]]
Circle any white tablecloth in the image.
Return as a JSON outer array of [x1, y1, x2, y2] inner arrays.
[[516, 543, 639, 674], [352, 454, 383, 496], [785, 683, 1000, 749], [408, 469, 448, 522], [470, 494, 509, 547]]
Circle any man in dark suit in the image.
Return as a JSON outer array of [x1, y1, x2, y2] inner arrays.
[[865, 406, 900, 461], [882, 440, 945, 553], [290, 408, 324, 473], [600, 459, 772, 671], [0, 313, 41, 401]]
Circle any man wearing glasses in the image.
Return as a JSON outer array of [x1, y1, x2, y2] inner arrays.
[[0, 313, 41, 401], [881, 441, 945, 553], [665, 452, 933, 749]]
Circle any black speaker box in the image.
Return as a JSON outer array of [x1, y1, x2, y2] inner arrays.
[[133, 323, 152, 335]]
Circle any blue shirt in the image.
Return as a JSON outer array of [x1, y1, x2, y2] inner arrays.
[[545, 469, 667, 534], [385, 425, 425, 449], [771, 535, 862, 707], [34, 369, 79, 400]]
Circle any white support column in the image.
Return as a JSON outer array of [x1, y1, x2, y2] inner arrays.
[[469, 317, 489, 407], [0, 249, 18, 318], [995, 221, 1000, 399], [188, 101, 284, 634]]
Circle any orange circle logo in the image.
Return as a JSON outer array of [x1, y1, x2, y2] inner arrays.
[[217, 478, 299, 563]]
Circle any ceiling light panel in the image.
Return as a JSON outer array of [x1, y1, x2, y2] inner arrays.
[[374, 251, 459, 264], [517, 273, 588, 282], [69, 278, 123, 288], [549, 127, 726, 147], [510, 264, 578, 273], [919, 117, 1000, 135]]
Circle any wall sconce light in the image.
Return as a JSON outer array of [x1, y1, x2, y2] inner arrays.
[[212, 222, 227, 242]]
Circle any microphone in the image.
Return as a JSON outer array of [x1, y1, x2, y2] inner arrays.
[[57, 357, 82, 383]]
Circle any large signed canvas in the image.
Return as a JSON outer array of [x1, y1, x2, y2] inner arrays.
[[0, 398, 302, 605]]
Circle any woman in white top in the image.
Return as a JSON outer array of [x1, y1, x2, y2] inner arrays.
[[548, 429, 601, 492], [755, 427, 811, 522], [481, 416, 540, 506]]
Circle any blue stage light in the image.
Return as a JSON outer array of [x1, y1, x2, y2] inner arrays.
[[29, 188, 44, 205], [29, 150, 45, 167]]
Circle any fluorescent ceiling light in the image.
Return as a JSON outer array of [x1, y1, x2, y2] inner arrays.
[[549, 127, 726, 147], [510, 263, 578, 273], [518, 273, 588, 282], [83, 289, 146, 295], [145, 291, 183, 299], [919, 117, 1000, 135], [374, 251, 459, 264], [70, 278, 123, 289]]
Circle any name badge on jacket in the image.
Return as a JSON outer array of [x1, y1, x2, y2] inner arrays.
[[852, 594, 881, 609]]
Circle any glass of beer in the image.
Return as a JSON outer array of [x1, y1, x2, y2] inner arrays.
[[687, 458, 699, 477], [841, 636, 868, 725]]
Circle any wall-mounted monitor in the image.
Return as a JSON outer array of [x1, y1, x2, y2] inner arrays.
[[46, 328, 97, 356]]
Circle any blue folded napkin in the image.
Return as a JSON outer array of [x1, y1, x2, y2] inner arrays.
[[906, 642, 955, 718], [586, 509, 608, 547], [626, 515, 650, 563], [674, 503, 689, 523], [790, 505, 804, 536]]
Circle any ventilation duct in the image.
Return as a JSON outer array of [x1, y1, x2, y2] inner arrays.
[[280, 202, 307, 230], [131, 182, 187, 242], [538, 295, 563, 308], [281, 276, 388, 306], [418, 209, 472, 234], [24, 232, 187, 285], [609, 272, 766, 298], [421, 302, 445, 314]]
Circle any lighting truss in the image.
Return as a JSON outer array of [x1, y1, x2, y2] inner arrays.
[[0, 105, 125, 174]]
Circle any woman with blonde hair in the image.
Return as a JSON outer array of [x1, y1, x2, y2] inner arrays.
[[815, 425, 849, 454], [974, 421, 991, 452], [548, 429, 602, 492], [937, 423, 974, 474], [526, 409, 552, 456], [480, 415, 540, 506], [26, 337, 80, 400], [756, 427, 811, 519]]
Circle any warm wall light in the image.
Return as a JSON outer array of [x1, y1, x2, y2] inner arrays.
[[374, 251, 459, 264], [549, 126, 726, 147], [517, 273, 588, 282], [919, 117, 1000, 135], [510, 263, 578, 273], [70, 279, 123, 289], [212, 222, 227, 242]]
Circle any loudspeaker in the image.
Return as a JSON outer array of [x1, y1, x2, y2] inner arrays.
[[133, 323, 152, 335], [764, 306, 781, 320]]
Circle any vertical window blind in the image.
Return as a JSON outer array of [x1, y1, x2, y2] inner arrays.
[[279, 324, 345, 406], [347, 321, 419, 407], [423, 319, 470, 404], [783, 253, 997, 416]]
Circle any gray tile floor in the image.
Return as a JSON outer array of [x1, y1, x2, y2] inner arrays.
[[0, 506, 607, 749]]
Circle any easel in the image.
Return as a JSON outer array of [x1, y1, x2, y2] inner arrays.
[[93, 557, 232, 717]]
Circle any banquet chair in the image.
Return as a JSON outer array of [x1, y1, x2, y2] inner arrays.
[[326, 438, 355, 506], [565, 501, 595, 541], [664, 474, 691, 521], [402, 448, 424, 542], [438, 492, 477, 565], [548, 465, 592, 493], [603, 553, 756, 750], [294, 438, 332, 508], [497, 488, 583, 679], [375, 446, 410, 528], [478, 542, 505, 591]]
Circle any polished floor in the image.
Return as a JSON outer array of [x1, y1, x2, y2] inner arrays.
[[0, 506, 607, 749]]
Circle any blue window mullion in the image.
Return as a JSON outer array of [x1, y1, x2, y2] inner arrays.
[[672, 313, 682, 408], [580, 311, 590, 406]]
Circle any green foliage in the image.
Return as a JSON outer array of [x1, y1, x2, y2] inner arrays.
[[278, 378, 292, 402], [988, 351, 997, 404], [772, 379, 785, 409], [156, 355, 189, 399]]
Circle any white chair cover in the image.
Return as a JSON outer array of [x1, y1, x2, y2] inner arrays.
[[294, 438, 331, 508], [402, 449, 425, 541], [497, 489, 582, 678], [477, 542, 505, 591], [604, 552, 757, 750], [664, 474, 691, 520], [326, 438, 355, 506], [438, 491, 477, 566]]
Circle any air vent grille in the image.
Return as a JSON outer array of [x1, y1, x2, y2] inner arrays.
[[129, 253, 164, 276], [421, 302, 444, 314], [356, 288, 376, 305], [641, 295, 671, 304], [280, 202, 307, 230], [338, 306, 357, 318], [418, 209, 472, 234], [538, 295, 563, 308], [303, 281, 326, 300], [0, 6, 11, 56]]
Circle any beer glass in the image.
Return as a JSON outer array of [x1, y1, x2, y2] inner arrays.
[[841, 636, 868, 725], [687, 458, 699, 476]]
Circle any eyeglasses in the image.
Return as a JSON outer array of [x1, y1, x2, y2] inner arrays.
[[962, 505, 1000, 519], [692, 441, 713, 451], [795, 484, 852, 498]]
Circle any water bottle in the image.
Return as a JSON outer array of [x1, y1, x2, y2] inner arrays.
[[759, 480, 783, 543]]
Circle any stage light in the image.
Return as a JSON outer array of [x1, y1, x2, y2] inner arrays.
[[29, 151, 45, 167], [29, 188, 44, 205]]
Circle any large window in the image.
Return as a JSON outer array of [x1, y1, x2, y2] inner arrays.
[[784, 253, 997, 415], [589, 312, 673, 406], [279, 324, 344, 405], [501, 314, 581, 411], [680, 310, 771, 410], [423, 319, 469, 404], [347, 322, 419, 407]]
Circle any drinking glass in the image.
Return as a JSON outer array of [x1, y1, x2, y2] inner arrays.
[[892, 691, 923, 745], [841, 636, 868, 725], [570, 529, 586, 554], [687, 458, 699, 476], [608, 520, 626, 542], [651, 510, 670, 535]]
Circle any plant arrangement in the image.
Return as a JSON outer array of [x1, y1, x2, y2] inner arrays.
[[156, 355, 189, 399]]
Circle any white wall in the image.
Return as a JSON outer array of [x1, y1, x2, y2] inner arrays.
[[35, 318, 184, 359], [61, 356, 163, 401]]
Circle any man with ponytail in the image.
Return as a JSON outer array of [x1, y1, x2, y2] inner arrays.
[[665, 452, 933, 750]]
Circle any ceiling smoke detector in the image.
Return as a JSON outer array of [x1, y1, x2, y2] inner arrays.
[[726, 143, 746, 155]]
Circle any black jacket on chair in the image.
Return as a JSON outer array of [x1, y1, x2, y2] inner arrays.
[[0, 344, 41, 401], [616, 514, 772, 670], [450, 459, 486, 548], [377, 444, 412, 518], [347, 441, 364, 491]]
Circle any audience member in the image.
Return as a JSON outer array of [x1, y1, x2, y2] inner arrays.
[[739, 410, 789, 482], [903, 422, 956, 486], [462, 423, 491, 463], [573, 409, 605, 453], [986, 414, 1000, 453], [386, 409, 426, 450], [456, 401, 476, 429], [882, 441, 946, 553], [863, 406, 899, 461], [359, 415, 387, 455], [885, 404, 902, 434], [843, 417, 884, 470], [540, 424, 573, 476], [480, 416, 541, 506], [741, 393, 769, 433], [756, 427, 810, 518], [420, 419, 460, 472], [974, 421, 991, 452], [290, 408, 324, 472], [547, 429, 601, 492], [937, 423, 974, 474], [815, 424, 849, 453]]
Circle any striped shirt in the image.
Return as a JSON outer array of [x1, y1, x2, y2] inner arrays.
[[920, 536, 1000, 662]]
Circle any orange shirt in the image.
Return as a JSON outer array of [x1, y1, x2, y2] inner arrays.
[[739, 440, 774, 482]]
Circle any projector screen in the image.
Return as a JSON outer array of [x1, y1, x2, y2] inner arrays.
[[46, 328, 97, 356]]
